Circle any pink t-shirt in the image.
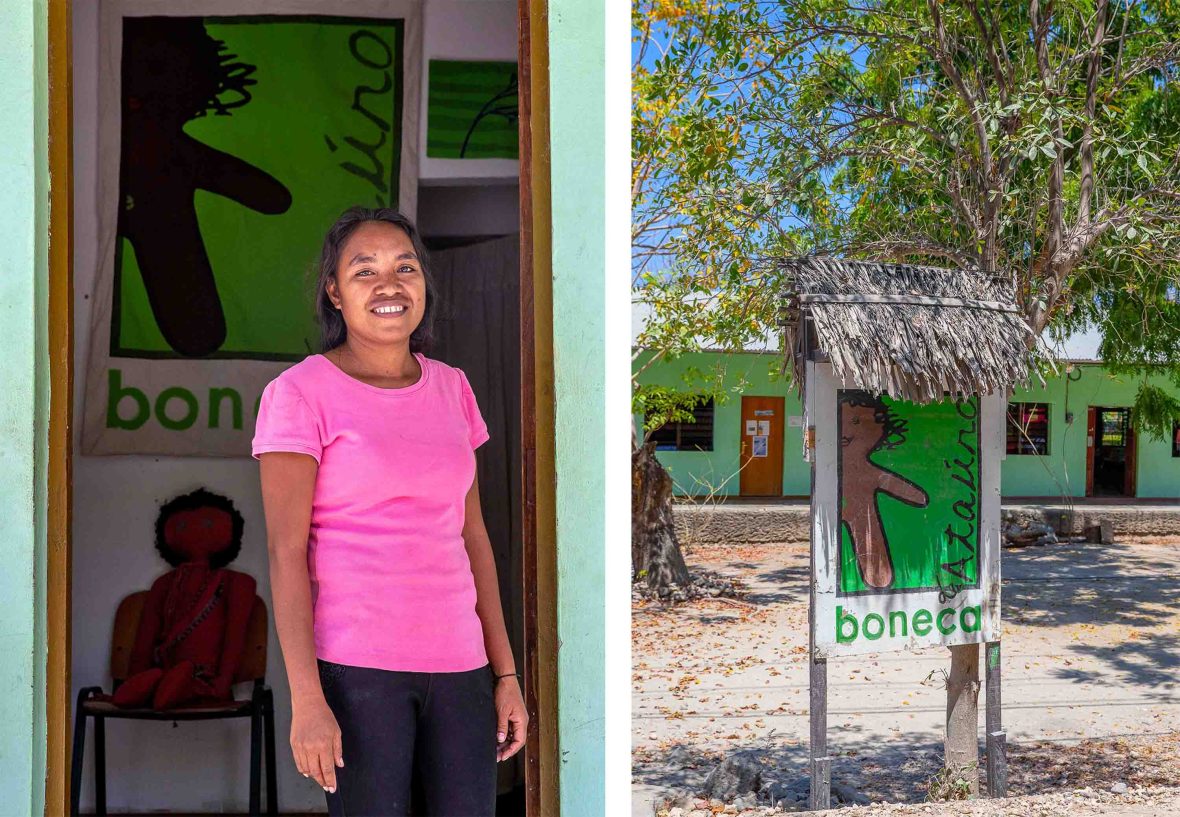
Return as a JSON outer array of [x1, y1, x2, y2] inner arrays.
[[251, 352, 490, 673]]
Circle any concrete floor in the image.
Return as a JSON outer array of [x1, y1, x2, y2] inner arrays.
[[633, 539, 1180, 815]]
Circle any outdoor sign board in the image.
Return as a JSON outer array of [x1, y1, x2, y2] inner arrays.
[[806, 361, 1003, 657]]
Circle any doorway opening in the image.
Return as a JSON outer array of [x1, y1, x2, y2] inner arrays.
[[49, 2, 550, 814], [1087, 407, 1137, 498]]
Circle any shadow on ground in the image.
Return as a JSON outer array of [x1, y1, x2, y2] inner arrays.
[[705, 540, 1180, 694], [634, 732, 1180, 806], [1003, 542, 1180, 693]]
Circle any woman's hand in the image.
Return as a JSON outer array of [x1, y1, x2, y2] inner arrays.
[[290, 697, 344, 793], [494, 675, 528, 762]]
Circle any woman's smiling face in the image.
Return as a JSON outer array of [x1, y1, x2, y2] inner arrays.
[[326, 220, 426, 347]]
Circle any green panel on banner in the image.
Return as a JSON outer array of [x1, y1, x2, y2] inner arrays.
[[426, 59, 518, 159], [113, 16, 404, 360], [837, 392, 981, 597]]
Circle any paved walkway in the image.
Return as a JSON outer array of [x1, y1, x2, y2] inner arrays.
[[633, 539, 1180, 815]]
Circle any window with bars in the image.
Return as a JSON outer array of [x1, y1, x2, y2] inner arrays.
[[648, 398, 715, 452], [1006, 402, 1050, 455]]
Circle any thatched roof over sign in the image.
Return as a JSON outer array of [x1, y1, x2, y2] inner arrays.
[[781, 258, 1049, 402]]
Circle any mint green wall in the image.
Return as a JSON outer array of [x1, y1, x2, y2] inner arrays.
[[634, 351, 808, 496], [1004, 364, 1180, 498], [550, 0, 604, 812], [0, 0, 49, 812], [636, 352, 1180, 500]]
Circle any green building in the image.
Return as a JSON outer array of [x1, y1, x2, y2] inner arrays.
[[635, 346, 1180, 501]]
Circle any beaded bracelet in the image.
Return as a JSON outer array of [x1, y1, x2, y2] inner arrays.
[[494, 671, 521, 683]]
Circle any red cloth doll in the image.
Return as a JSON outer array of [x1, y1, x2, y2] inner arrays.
[[111, 488, 257, 710]]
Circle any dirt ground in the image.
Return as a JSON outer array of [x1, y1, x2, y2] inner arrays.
[[632, 539, 1180, 815], [653, 786, 1180, 816]]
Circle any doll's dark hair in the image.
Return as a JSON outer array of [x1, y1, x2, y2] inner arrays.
[[842, 391, 910, 450], [312, 207, 439, 354], [155, 488, 246, 569]]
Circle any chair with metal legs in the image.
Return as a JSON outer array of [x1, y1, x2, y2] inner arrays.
[[70, 591, 278, 815]]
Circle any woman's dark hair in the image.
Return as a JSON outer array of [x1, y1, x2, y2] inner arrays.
[[313, 207, 438, 354], [155, 488, 245, 569], [842, 391, 910, 450]]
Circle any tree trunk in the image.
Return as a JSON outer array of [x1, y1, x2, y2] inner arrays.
[[632, 441, 691, 594], [945, 643, 981, 797]]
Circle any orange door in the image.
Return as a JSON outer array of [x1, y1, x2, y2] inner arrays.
[[739, 396, 785, 497]]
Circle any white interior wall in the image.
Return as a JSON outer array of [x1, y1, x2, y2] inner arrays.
[[70, 1, 517, 811]]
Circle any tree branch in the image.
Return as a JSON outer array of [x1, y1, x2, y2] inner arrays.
[[1077, 0, 1109, 229]]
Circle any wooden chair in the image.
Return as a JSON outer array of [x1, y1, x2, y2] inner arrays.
[[70, 591, 278, 815]]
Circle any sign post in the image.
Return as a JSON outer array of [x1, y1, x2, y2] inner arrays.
[[781, 258, 1042, 810], [985, 641, 1007, 797], [803, 360, 1006, 809]]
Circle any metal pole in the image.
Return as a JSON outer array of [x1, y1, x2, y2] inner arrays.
[[808, 412, 830, 811], [985, 640, 1007, 797], [809, 647, 831, 811]]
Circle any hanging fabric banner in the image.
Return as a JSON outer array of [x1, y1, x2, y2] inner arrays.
[[82, 0, 422, 456]]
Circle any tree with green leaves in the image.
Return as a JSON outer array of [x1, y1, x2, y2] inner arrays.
[[632, 0, 801, 594], [634, 0, 1180, 794], [635, 0, 1180, 417]]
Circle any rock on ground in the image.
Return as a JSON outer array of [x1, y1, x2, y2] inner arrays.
[[700, 753, 763, 801]]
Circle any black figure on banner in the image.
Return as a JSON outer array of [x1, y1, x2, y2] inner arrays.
[[119, 18, 292, 357]]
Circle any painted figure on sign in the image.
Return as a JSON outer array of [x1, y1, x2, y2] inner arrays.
[[839, 392, 929, 588]]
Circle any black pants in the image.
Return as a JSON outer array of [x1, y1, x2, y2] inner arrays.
[[318, 659, 497, 817]]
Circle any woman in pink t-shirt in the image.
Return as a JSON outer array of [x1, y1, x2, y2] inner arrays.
[[252, 207, 526, 816]]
